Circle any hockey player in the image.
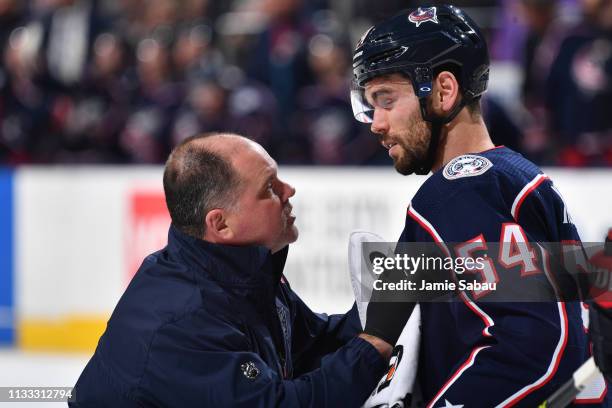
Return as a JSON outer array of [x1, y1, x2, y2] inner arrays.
[[351, 5, 608, 407]]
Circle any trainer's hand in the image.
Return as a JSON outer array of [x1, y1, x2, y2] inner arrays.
[[589, 302, 612, 383], [358, 333, 393, 359]]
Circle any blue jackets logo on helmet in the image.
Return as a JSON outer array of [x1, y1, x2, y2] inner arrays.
[[408, 7, 439, 27]]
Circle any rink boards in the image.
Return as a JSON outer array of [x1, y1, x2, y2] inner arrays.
[[0, 166, 610, 351]]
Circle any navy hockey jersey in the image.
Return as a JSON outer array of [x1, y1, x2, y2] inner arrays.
[[399, 147, 608, 407]]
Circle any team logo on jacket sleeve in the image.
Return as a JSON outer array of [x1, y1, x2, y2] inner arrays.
[[241, 361, 260, 379], [443, 155, 493, 180], [408, 7, 439, 27]]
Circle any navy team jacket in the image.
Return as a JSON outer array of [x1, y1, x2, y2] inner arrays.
[[71, 226, 387, 407]]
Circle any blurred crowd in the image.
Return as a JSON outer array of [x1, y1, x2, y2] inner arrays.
[[0, 0, 610, 166]]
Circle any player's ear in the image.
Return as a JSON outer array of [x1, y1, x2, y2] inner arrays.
[[204, 209, 235, 242], [432, 71, 460, 115]]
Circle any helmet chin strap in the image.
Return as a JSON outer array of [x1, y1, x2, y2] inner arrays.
[[413, 97, 466, 175]]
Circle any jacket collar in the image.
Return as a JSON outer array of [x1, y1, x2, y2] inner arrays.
[[168, 225, 288, 289]]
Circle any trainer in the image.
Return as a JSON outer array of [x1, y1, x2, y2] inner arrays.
[[71, 132, 411, 407]]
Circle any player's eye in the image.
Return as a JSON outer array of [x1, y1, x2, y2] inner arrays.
[[380, 98, 394, 109], [263, 181, 276, 195], [373, 92, 396, 109]]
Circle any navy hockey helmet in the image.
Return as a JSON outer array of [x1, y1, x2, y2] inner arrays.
[[351, 4, 489, 124]]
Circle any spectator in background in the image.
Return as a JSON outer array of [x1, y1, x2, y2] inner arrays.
[[173, 75, 281, 159], [171, 79, 230, 146], [120, 37, 181, 163], [228, 81, 280, 156], [519, 0, 560, 107], [0, 0, 23, 58], [3, 0, 122, 163], [171, 22, 225, 83], [54, 32, 131, 162], [293, 30, 382, 164], [117, 0, 179, 47], [489, 0, 577, 164], [546, 0, 612, 166], [246, 0, 316, 126], [27, 0, 113, 90], [0, 25, 52, 163], [515, 0, 571, 163]]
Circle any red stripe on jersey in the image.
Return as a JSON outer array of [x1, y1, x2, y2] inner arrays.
[[479, 145, 505, 153], [426, 345, 491, 408], [511, 174, 550, 220], [458, 292, 494, 337], [407, 205, 447, 254], [407, 205, 495, 337]]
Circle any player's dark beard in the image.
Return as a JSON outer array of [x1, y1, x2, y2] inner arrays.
[[393, 111, 431, 175]]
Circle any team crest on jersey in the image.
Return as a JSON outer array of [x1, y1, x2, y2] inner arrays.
[[408, 7, 439, 27], [374, 345, 403, 394], [443, 155, 492, 180]]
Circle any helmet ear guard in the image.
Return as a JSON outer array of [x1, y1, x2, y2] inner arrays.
[[411, 66, 433, 99]]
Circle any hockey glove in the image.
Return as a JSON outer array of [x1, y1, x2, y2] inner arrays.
[[589, 302, 612, 383], [363, 266, 416, 345]]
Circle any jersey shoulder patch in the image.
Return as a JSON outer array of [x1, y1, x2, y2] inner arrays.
[[442, 154, 493, 180]]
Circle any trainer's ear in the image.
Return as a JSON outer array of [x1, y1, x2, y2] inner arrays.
[[204, 209, 234, 242], [432, 71, 460, 115]]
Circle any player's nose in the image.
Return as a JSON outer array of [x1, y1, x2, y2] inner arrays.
[[370, 108, 389, 135]]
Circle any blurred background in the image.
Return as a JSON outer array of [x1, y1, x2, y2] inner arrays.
[[0, 0, 611, 403], [1, 0, 611, 166]]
